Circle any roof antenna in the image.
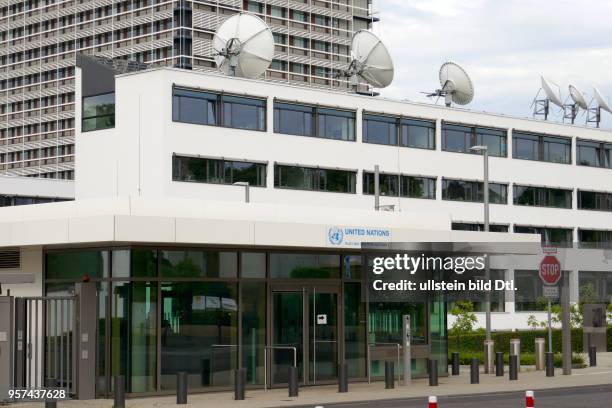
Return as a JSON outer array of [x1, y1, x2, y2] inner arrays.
[[425, 62, 475, 107]]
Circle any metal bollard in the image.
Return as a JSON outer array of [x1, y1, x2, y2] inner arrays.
[[451, 352, 460, 375], [114, 375, 125, 408], [484, 339, 494, 374], [234, 368, 246, 400], [338, 363, 348, 393], [495, 352, 504, 376], [45, 378, 57, 408], [509, 355, 518, 380], [428, 359, 438, 386], [510, 338, 521, 372], [177, 371, 188, 405], [384, 361, 395, 389], [470, 358, 479, 384], [288, 366, 299, 397], [534, 338, 545, 371], [545, 352, 555, 377], [589, 345, 597, 367]]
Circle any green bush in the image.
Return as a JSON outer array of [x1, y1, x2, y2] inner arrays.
[[447, 351, 584, 368], [609, 326, 612, 351], [448, 328, 584, 354]]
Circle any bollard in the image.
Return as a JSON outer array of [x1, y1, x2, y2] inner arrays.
[[534, 338, 545, 371], [510, 338, 521, 372], [451, 352, 460, 375], [545, 352, 554, 377], [45, 378, 57, 408], [428, 395, 438, 408], [114, 375, 125, 408], [428, 359, 438, 386], [484, 339, 494, 374], [177, 371, 188, 405], [338, 363, 348, 393], [495, 351, 504, 376], [470, 358, 479, 384], [525, 390, 535, 408], [509, 355, 518, 380], [234, 368, 246, 400], [288, 366, 299, 397], [589, 345, 597, 367], [384, 361, 395, 389]]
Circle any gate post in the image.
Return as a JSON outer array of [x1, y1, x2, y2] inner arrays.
[[75, 282, 97, 400], [0, 296, 14, 400], [14, 297, 26, 388]]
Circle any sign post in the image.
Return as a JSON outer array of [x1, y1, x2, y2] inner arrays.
[[539, 254, 561, 354]]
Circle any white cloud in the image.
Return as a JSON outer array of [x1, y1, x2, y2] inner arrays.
[[374, 0, 612, 127]]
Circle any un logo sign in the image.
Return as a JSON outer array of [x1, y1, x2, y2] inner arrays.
[[328, 227, 344, 245]]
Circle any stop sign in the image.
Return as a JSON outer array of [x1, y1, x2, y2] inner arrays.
[[539, 255, 561, 285]]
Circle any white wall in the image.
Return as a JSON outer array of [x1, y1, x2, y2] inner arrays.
[[1, 246, 44, 298], [0, 176, 74, 199]]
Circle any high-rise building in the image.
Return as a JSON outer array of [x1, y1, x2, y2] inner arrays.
[[0, 0, 377, 179]]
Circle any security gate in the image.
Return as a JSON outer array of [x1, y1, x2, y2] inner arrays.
[[14, 296, 78, 396]]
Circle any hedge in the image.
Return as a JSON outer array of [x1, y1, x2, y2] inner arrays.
[[448, 328, 586, 354], [609, 327, 612, 351], [448, 351, 585, 367]]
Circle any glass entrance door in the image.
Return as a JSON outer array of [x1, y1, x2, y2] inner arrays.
[[270, 285, 340, 386]]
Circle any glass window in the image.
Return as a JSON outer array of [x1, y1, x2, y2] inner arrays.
[[543, 136, 571, 164], [579, 230, 612, 249], [451, 222, 509, 233], [442, 124, 470, 153], [269, 253, 340, 278], [318, 108, 355, 141], [344, 282, 366, 378], [513, 185, 572, 208], [240, 252, 266, 278], [274, 164, 356, 193], [161, 250, 237, 278], [442, 179, 507, 204], [442, 123, 506, 157], [514, 225, 573, 247], [131, 249, 158, 277], [578, 190, 612, 211], [241, 282, 266, 384], [274, 103, 314, 137], [172, 88, 217, 125], [513, 132, 539, 161], [476, 127, 507, 157], [222, 95, 266, 131], [363, 114, 397, 145], [362, 172, 399, 196], [46, 250, 109, 279], [515, 270, 552, 311], [160, 282, 238, 390], [401, 119, 435, 149], [401, 175, 436, 199], [577, 140, 601, 167], [82, 92, 115, 132], [172, 155, 266, 187]]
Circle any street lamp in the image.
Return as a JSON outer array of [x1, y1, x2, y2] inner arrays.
[[470, 145, 493, 374], [233, 182, 250, 203]]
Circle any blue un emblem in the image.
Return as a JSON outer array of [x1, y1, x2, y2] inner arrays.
[[328, 227, 344, 245]]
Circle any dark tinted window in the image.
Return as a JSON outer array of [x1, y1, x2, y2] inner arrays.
[[363, 172, 435, 199], [451, 222, 509, 233], [82, 92, 115, 132], [577, 139, 612, 168], [513, 185, 572, 208], [274, 102, 355, 141], [318, 108, 355, 141], [269, 253, 340, 278], [274, 164, 356, 193], [172, 155, 266, 186], [579, 229, 612, 249], [223, 95, 266, 130], [513, 132, 540, 160], [442, 123, 507, 157], [400, 119, 435, 149], [172, 88, 217, 125], [514, 225, 573, 247], [363, 114, 397, 145], [273, 102, 314, 136], [578, 190, 612, 211], [442, 179, 507, 204]]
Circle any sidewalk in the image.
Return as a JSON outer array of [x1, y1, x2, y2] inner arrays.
[[11, 353, 612, 408]]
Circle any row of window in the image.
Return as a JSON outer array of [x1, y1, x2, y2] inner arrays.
[[172, 88, 612, 170], [0, 195, 72, 207], [172, 155, 611, 210]]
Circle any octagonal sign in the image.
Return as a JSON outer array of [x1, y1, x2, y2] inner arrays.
[[539, 255, 561, 285]]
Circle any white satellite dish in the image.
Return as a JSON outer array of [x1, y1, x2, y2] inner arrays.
[[340, 30, 394, 89], [568, 85, 588, 110], [212, 13, 274, 79], [541, 77, 563, 107], [594, 87, 612, 113], [427, 62, 474, 107]]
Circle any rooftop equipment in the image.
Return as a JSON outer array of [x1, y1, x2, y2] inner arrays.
[[338, 30, 395, 89], [532, 77, 563, 120], [587, 87, 612, 128], [563, 84, 588, 124], [426, 62, 475, 107]]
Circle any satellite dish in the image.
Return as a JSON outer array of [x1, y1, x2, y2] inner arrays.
[[594, 87, 612, 113], [427, 62, 474, 107], [568, 85, 588, 110], [212, 13, 274, 79], [541, 77, 563, 107], [340, 30, 394, 89]]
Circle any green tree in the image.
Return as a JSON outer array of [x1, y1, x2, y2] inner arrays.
[[449, 300, 478, 335]]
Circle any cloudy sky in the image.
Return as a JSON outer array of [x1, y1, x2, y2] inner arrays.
[[375, 0, 612, 128]]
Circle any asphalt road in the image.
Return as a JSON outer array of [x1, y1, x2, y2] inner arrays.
[[295, 384, 612, 408]]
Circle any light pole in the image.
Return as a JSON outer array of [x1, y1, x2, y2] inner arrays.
[[233, 182, 250, 203]]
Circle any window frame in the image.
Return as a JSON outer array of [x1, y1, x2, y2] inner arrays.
[[513, 184, 573, 209], [82, 91, 115, 132], [172, 86, 267, 132], [274, 163, 357, 194], [512, 131, 572, 164], [577, 189, 612, 212], [172, 154, 268, 187], [441, 178, 508, 204], [362, 112, 436, 150], [577, 138, 612, 169], [441, 122, 507, 157], [273, 100, 356, 141]]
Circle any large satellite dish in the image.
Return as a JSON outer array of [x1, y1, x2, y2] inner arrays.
[[427, 62, 474, 107], [594, 87, 612, 113], [212, 13, 274, 79], [569, 85, 588, 110], [541, 77, 563, 107], [340, 30, 394, 89]]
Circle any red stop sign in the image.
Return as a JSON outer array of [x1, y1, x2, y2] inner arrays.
[[539, 255, 561, 285]]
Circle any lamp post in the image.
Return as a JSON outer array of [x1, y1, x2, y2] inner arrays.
[[233, 182, 250, 203], [470, 145, 491, 342]]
